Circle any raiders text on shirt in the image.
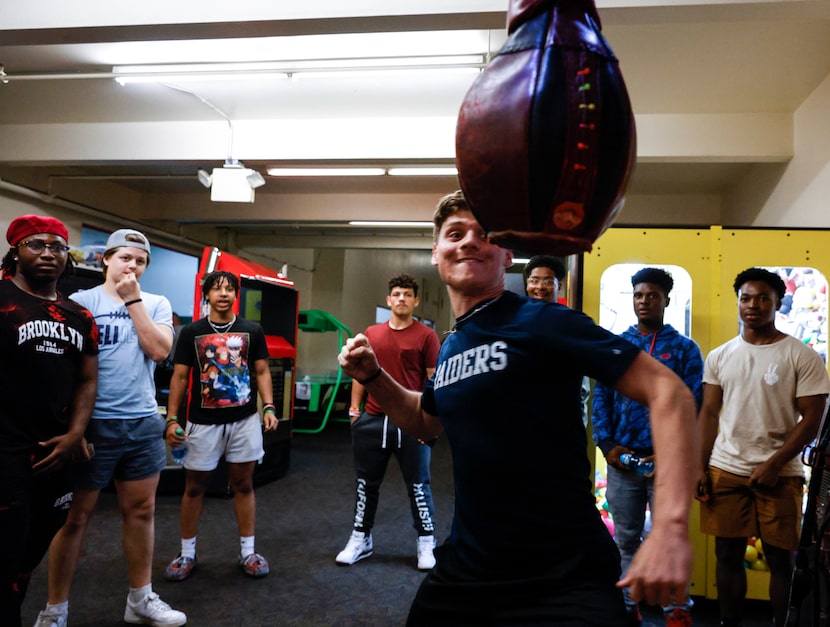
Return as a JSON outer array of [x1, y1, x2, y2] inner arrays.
[[433, 340, 507, 389]]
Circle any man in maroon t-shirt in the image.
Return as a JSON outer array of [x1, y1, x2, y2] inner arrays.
[[335, 273, 441, 571]]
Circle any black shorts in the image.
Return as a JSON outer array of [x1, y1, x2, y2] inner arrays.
[[406, 543, 626, 626], [0, 451, 73, 623]]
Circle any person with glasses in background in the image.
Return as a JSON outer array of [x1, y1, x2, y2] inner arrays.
[[0, 215, 98, 627], [35, 229, 185, 627], [524, 255, 592, 428], [525, 255, 564, 303]]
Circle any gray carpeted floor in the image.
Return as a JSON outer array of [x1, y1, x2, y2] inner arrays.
[[22, 418, 778, 626]]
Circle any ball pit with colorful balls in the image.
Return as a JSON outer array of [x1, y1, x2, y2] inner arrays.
[[595, 471, 615, 538], [744, 537, 769, 571]]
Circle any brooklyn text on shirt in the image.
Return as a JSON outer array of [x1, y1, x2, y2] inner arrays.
[[18, 319, 86, 351]]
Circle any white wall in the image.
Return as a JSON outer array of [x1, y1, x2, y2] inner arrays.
[[725, 72, 830, 227]]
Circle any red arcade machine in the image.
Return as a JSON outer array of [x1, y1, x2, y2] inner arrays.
[[182, 246, 299, 491]]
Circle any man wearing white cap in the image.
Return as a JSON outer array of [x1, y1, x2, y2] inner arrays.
[[36, 229, 186, 627]]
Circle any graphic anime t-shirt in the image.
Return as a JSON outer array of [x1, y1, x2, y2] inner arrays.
[[175, 317, 269, 425]]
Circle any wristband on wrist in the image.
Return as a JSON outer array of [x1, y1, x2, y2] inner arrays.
[[358, 367, 383, 386], [263, 407, 277, 415], [348, 409, 361, 418], [124, 298, 142, 307]]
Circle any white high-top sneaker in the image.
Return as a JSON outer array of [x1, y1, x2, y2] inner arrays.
[[417, 535, 436, 570], [335, 530, 373, 565]]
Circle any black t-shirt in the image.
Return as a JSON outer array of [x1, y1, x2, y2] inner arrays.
[[174, 317, 269, 425], [422, 291, 640, 580], [0, 279, 98, 454]]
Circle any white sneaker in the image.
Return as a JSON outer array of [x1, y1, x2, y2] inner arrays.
[[124, 591, 187, 626], [417, 535, 436, 570], [335, 530, 373, 565], [34, 607, 67, 627]]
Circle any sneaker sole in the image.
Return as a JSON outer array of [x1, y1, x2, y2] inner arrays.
[[163, 566, 195, 582], [241, 567, 270, 578], [124, 611, 187, 626], [335, 549, 373, 566]]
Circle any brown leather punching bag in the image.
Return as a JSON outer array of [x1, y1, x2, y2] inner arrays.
[[456, 0, 636, 255]]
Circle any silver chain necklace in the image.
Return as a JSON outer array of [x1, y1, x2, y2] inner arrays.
[[444, 295, 502, 335], [207, 315, 236, 334]]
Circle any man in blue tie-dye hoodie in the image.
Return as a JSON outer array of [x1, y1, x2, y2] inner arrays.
[[592, 267, 703, 627]]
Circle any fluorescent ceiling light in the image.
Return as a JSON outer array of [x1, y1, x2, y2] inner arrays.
[[113, 55, 484, 84], [290, 67, 481, 80], [349, 221, 433, 228], [387, 167, 458, 176], [267, 166, 457, 177], [267, 167, 386, 177], [97, 30, 500, 66]]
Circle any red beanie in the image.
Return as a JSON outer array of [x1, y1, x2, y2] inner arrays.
[[6, 215, 70, 246]]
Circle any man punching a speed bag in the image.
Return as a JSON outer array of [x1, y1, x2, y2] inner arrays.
[[338, 1, 699, 625]]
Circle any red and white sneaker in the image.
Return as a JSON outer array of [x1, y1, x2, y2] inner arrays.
[[665, 608, 693, 627]]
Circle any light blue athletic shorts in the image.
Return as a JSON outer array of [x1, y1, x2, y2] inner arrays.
[[182, 413, 264, 471]]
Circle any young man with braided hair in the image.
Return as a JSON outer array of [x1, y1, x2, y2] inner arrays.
[[0, 215, 98, 627]]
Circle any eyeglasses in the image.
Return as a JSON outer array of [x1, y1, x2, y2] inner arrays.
[[527, 277, 557, 287], [18, 239, 71, 255]]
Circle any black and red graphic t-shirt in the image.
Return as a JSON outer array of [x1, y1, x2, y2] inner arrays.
[[174, 317, 269, 425], [0, 279, 99, 454]]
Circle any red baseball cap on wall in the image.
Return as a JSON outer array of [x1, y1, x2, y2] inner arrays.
[[6, 214, 69, 246]]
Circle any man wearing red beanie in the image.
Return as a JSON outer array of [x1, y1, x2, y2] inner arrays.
[[0, 215, 99, 627]]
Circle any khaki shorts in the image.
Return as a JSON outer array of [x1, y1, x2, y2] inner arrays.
[[699, 466, 803, 550]]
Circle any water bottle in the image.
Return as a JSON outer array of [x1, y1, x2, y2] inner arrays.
[[171, 428, 188, 464], [620, 453, 654, 476]]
